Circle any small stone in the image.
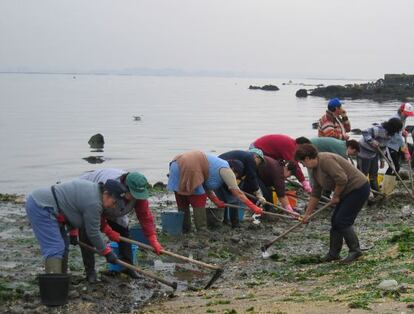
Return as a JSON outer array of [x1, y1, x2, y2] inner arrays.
[[377, 279, 398, 291]]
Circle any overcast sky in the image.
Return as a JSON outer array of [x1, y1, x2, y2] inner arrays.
[[0, 0, 413, 79]]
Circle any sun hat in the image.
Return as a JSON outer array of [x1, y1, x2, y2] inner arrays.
[[125, 172, 149, 199], [249, 148, 265, 164], [399, 102, 414, 116]]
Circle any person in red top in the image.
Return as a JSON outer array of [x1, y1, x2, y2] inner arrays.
[[251, 134, 312, 192]]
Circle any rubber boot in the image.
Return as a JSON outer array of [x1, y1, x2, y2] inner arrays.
[[45, 258, 63, 274], [80, 229, 98, 283], [179, 207, 192, 233], [229, 207, 240, 229], [61, 251, 69, 274], [341, 227, 362, 263], [321, 229, 343, 262], [193, 207, 207, 232]]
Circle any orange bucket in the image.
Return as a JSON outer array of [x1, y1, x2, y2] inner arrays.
[[286, 190, 297, 207]]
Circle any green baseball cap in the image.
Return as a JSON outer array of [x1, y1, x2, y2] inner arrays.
[[249, 148, 265, 164], [125, 172, 149, 199]]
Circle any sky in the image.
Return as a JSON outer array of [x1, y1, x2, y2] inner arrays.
[[0, 0, 413, 79]]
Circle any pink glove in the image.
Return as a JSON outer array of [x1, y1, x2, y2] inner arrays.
[[285, 205, 299, 216], [208, 194, 226, 208], [402, 129, 409, 137], [404, 150, 411, 161], [301, 180, 312, 193], [243, 198, 263, 215], [148, 235, 163, 255]]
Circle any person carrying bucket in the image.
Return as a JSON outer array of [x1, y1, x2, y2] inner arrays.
[[217, 148, 266, 228], [78, 169, 163, 282], [295, 144, 370, 263], [317, 98, 351, 140], [382, 103, 414, 192], [25, 179, 126, 274], [257, 156, 299, 216], [357, 118, 403, 192], [250, 134, 312, 193], [167, 150, 263, 233]]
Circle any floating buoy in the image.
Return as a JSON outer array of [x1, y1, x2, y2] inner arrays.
[[133, 116, 141, 121]]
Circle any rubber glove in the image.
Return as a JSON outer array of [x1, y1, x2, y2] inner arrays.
[[148, 235, 163, 255], [254, 189, 267, 205], [301, 180, 312, 193], [105, 251, 118, 264], [208, 194, 226, 208], [243, 198, 263, 215], [69, 229, 79, 246], [101, 224, 120, 242], [402, 129, 408, 137], [285, 204, 299, 216]]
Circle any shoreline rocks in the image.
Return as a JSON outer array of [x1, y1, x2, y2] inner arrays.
[[249, 84, 279, 91]]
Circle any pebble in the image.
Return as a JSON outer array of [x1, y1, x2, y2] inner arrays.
[[377, 279, 398, 291]]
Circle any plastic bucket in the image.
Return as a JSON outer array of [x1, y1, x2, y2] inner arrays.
[[107, 242, 138, 272], [130, 224, 150, 245], [286, 190, 297, 207], [161, 211, 184, 236], [37, 273, 71, 306], [224, 206, 245, 221]]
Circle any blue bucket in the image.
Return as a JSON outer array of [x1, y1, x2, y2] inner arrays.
[[107, 242, 138, 272], [130, 224, 150, 245], [225, 207, 245, 221], [161, 211, 184, 236]]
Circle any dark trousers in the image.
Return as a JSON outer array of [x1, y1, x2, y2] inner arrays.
[[79, 221, 132, 274], [331, 182, 370, 231], [385, 148, 400, 175], [357, 155, 379, 191]]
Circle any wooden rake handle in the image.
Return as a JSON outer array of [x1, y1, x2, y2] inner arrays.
[[261, 201, 331, 251], [78, 241, 177, 290], [119, 236, 221, 271]]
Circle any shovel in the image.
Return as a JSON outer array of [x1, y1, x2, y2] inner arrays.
[[378, 149, 414, 201], [223, 203, 295, 220], [119, 236, 223, 289], [78, 241, 178, 290], [260, 201, 331, 258], [286, 179, 331, 203], [243, 192, 301, 218]]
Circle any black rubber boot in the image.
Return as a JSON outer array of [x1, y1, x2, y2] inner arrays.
[[79, 228, 98, 283], [341, 226, 362, 263], [229, 207, 240, 228], [121, 268, 140, 279], [179, 207, 192, 233], [321, 229, 343, 262]]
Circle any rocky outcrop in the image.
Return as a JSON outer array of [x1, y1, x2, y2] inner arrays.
[[296, 89, 308, 97], [249, 84, 279, 91], [88, 133, 105, 149], [310, 74, 414, 102]]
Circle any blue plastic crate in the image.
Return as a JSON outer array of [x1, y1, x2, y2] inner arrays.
[[107, 242, 138, 272]]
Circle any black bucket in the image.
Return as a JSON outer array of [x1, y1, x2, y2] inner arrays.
[[37, 273, 71, 306]]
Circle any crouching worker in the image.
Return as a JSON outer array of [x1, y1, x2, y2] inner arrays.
[[25, 179, 126, 273], [78, 169, 163, 281], [295, 144, 370, 263], [167, 150, 263, 233], [257, 156, 299, 216]]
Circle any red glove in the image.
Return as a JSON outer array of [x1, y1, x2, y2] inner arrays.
[[404, 150, 411, 161], [208, 194, 226, 208], [148, 235, 163, 255], [102, 224, 120, 242], [243, 198, 263, 215]]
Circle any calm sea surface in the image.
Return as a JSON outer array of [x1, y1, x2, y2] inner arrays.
[[0, 74, 400, 194]]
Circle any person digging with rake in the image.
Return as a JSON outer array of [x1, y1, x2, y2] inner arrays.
[[295, 144, 370, 263]]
